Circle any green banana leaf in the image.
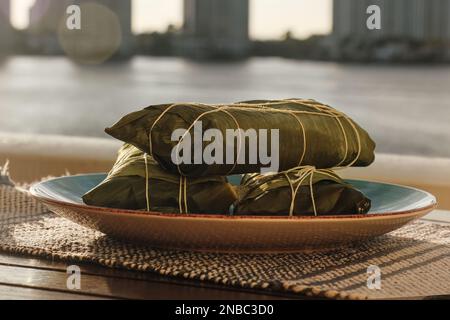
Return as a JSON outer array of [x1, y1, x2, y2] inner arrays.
[[234, 169, 371, 216], [105, 99, 375, 177], [82, 144, 238, 214]]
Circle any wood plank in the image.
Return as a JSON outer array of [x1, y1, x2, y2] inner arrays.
[[0, 253, 293, 299], [0, 262, 290, 300], [0, 284, 110, 300]]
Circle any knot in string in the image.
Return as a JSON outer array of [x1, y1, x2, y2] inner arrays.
[[278, 166, 338, 217]]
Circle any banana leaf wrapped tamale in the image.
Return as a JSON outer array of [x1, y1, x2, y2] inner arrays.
[[234, 167, 371, 216], [105, 99, 375, 177], [82, 144, 238, 214]]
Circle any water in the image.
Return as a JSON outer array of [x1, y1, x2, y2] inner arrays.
[[1, 56, 449, 157]]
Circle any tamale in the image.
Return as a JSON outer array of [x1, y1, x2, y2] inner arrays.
[[82, 144, 238, 214], [234, 168, 371, 216], [105, 99, 375, 177]]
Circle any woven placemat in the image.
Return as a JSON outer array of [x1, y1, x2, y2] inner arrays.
[[1, 181, 450, 300]]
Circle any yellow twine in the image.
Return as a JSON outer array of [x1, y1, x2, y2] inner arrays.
[[143, 153, 150, 211], [177, 176, 189, 214], [174, 106, 242, 176], [143, 153, 189, 214], [281, 166, 340, 216]]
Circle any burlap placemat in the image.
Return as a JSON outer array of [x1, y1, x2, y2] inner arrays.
[[1, 180, 450, 300]]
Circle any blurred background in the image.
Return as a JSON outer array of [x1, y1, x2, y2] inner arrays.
[[0, 0, 450, 158]]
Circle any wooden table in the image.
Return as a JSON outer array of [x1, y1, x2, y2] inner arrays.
[[0, 211, 448, 300]]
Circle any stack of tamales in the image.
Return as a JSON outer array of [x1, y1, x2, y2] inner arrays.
[[83, 99, 375, 216]]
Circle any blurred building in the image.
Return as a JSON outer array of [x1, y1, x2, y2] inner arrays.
[[180, 0, 250, 59], [0, 0, 12, 55], [333, 0, 450, 41], [28, 0, 67, 54], [28, 0, 133, 58], [332, 0, 450, 61]]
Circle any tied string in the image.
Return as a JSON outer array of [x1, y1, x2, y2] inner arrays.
[[143, 99, 362, 214], [277, 166, 339, 216], [178, 175, 188, 214], [144, 153, 150, 211], [144, 103, 244, 213], [143, 152, 189, 213], [148, 103, 243, 176]]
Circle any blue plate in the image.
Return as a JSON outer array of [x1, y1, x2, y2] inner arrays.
[[30, 174, 437, 251]]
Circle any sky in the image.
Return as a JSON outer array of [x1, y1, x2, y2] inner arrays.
[[10, 0, 332, 40]]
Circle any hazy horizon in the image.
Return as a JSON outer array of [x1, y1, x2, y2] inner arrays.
[[10, 0, 332, 40]]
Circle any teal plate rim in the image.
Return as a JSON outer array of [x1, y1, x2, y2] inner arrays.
[[30, 173, 438, 220]]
